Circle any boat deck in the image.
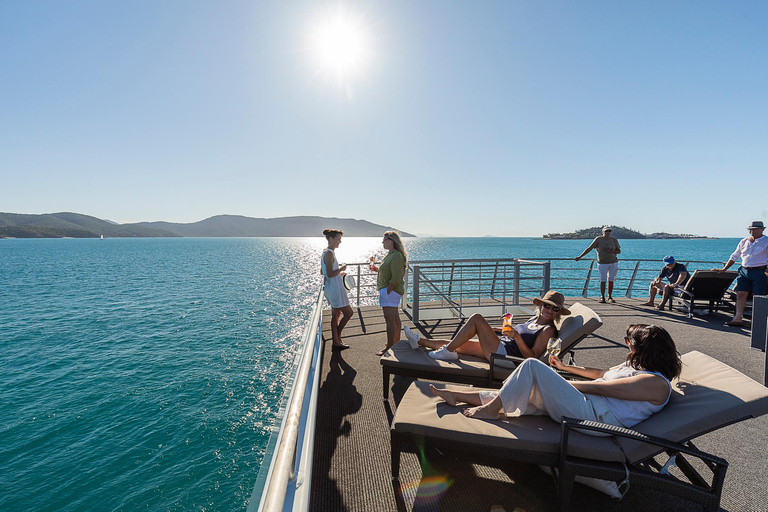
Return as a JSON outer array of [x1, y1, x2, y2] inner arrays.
[[309, 297, 768, 511]]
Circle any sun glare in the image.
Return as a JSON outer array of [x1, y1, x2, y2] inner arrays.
[[307, 7, 374, 89]]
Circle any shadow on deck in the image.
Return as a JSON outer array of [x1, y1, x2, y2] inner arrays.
[[309, 297, 768, 511]]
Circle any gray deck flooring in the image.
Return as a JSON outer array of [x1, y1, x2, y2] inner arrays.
[[309, 297, 768, 511]]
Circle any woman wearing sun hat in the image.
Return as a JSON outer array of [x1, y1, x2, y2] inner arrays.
[[404, 290, 570, 362]]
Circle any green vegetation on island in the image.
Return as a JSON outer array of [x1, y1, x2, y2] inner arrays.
[[0, 212, 414, 239], [543, 226, 712, 240]]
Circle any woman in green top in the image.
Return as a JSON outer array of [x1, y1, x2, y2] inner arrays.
[[371, 231, 408, 356]]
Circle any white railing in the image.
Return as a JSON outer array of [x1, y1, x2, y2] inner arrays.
[[250, 290, 325, 512]]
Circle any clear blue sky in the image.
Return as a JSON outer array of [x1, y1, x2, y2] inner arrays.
[[2, 1, 766, 237]]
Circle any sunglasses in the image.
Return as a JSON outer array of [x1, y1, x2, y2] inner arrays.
[[542, 303, 561, 312]]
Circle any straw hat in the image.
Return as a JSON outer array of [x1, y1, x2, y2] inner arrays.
[[748, 221, 765, 230], [533, 290, 570, 315]]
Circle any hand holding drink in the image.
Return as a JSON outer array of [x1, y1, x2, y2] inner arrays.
[[501, 313, 513, 335], [546, 337, 561, 357], [369, 257, 376, 272]]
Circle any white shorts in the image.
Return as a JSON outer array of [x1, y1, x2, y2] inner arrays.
[[379, 288, 402, 308], [598, 262, 619, 282]]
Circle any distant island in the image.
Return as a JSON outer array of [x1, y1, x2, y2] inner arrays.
[[543, 226, 713, 240], [0, 212, 414, 239]]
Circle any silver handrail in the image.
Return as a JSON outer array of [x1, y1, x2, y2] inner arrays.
[[254, 289, 325, 512]]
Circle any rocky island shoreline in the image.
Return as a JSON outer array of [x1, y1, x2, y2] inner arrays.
[[543, 226, 714, 240]]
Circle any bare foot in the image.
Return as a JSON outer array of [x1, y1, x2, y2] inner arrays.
[[462, 405, 503, 420], [375, 347, 390, 356], [655, 304, 665, 311], [429, 384, 457, 406], [641, 301, 655, 307]]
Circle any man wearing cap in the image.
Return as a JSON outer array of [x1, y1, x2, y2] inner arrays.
[[575, 227, 621, 303], [714, 221, 768, 327], [642, 256, 689, 310]]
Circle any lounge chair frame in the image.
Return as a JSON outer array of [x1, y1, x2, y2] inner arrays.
[[668, 269, 737, 318], [390, 416, 730, 512]]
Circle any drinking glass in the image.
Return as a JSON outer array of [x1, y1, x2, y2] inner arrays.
[[546, 337, 561, 357]]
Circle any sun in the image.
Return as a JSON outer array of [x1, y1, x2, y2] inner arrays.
[[307, 7, 374, 86]]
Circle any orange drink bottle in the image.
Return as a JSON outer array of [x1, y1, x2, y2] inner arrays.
[[369, 257, 375, 271], [501, 313, 513, 335]]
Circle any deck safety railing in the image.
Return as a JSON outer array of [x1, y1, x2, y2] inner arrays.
[[408, 259, 550, 323], [333, 258, 727, 322]]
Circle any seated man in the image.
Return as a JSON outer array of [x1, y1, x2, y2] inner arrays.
[[642, 256, 689, 310]]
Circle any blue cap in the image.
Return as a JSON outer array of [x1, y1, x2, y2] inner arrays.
[[663, 255, 675, 264]]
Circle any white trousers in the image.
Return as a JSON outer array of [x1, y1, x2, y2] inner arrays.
[[478, 359, 623, 433]]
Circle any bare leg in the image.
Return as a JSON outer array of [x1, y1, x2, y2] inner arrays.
[[731, 291, 749, 323], [429, 384, 484, 407], [600, 282, 606, 301], [336, 305, 354, 341], [607, 281, 615, 300], [658, 285, 673, 309], [446, 314, 499, 359], [641, 283, 658, 306], [463, 395, 505, 419], [331, 308, 342, 345], [377, 307, 401, 355]]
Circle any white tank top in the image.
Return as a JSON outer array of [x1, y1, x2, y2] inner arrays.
[[594, 362, 672, 427]]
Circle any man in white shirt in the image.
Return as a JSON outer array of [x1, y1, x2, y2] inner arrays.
[[714, 221, 768, 327]]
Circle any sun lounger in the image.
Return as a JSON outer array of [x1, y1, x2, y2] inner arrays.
[[669, 269, 738, 318], [390, 351, 768, 511], [379, 302, 602, 399]]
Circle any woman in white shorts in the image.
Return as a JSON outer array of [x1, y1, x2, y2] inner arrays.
[[321, 229, 353, 350], [370, 231, 407, 356]]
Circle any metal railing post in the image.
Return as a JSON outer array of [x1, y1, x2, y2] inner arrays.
[[582, 261, 594, 298], [356, 264, 361, 305], [490, 261, 499, 298], [413, 265, 420, 324], [626, 261, 641, 298], [542, 261, 551, 295], [402, 266, 409, 309], [514, 260, 520, 305]]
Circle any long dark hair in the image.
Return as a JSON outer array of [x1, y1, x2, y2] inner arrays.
[[625, 324, 682, 380]]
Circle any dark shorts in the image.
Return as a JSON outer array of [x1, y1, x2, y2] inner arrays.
[[498, 336, 522, 358], [736, 266, 768, 295]]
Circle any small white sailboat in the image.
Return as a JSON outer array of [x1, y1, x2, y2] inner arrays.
[[100, 235, 104, 240]]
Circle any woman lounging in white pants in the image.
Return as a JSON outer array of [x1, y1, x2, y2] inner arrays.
[[430, 324, 681, 430]]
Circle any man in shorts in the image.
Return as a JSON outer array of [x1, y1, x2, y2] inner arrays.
[[575, 226, 621, 303], [714, 221, 768, 327], [642, 255, 689, 310]]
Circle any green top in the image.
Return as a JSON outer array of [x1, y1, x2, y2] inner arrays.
[[377, 250, 406, 295], [581, 236, 621, 264]]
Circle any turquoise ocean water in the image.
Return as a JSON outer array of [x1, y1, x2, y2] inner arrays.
[[0, 236, 739, 511]]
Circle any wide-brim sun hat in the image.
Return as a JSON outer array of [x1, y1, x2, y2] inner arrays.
[[748, 221, 765, 229], [533, 290, 570, 315], [343, 274, 356, 291]]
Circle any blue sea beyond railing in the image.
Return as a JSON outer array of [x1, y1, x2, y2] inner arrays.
[[0, 236, 736, 510]]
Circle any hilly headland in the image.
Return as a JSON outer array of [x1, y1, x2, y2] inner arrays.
[[0, 212, 414, 239], [543, 226, 713, 240]]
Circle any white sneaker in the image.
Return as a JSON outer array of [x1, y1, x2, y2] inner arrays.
[[428, 344, 458, 361], [404, 325, 420, 349]]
